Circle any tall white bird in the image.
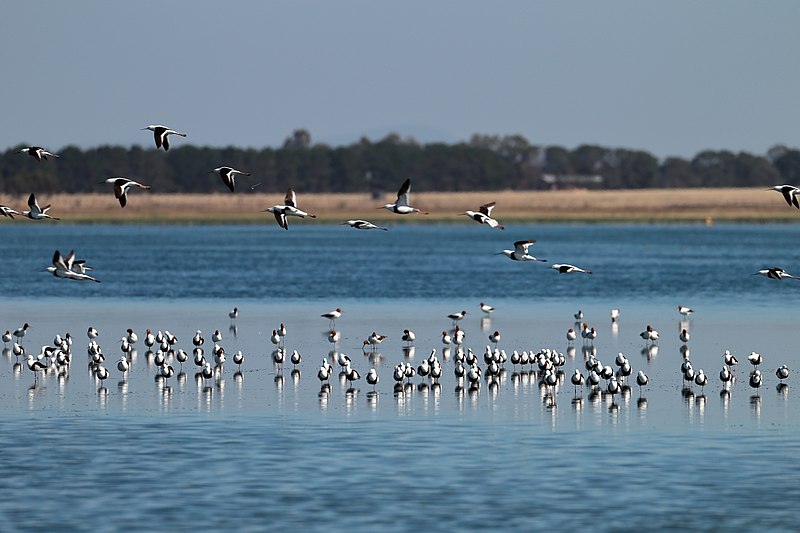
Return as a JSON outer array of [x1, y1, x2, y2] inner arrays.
[[550, 263, 592, 274], [19, 146, 59, 161], [264, 188, 317, 230], [142, 124, 187, 151], [754, 267, 800, 280], [105, 177, 151, 208], [770, 184, 800, 209], [463, 202, 504, 229], [381, 178, 428, 215], [341, 219, 388, 231], [212, 166, 250, 193], [497, 240, 546, 262], [23, 193, 59, 220]]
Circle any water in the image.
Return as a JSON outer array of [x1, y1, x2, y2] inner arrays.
[[2, 223, 800, 531]]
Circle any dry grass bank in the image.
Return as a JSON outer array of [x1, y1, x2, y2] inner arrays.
[[0, 188, 794, 223]]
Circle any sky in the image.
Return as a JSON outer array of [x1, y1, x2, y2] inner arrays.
[[1, 1, 798, 159]]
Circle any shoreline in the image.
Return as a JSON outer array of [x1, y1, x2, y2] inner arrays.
[[0, 188, 796, 224]]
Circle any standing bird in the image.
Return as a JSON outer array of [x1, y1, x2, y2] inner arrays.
[[566, 328, 577, 344], [0, 205, 22, 219], [212, 166, 250, 193], [321, 308, 342, 325], [571, 369, 585, 393], [447, 310, 467, 323], [610, 309, 620, 323], [497, 240, 546, 262], [723, 350, 738, 369], [551, 263, 592, 274], [263, 188, 317, 230], [401, 329, 415, 346], [229, 307, 239, 320], [479, 302, 495, 314], [754, 267, 800, 280], [463, 202, 504, 229], [104, 177, 151, 208], [142, 124, 187, 151], [341, 219, 388, 231], [13, 323, 30, 344], [19, 146, 59, 161], [381, 178, 428, 215], [678, 305, 694, 317], [636, 370, 649, 392], [23, 193, 59, 220], [366, 368, 379, 389], [770, 184, 800, 209], [776, 365, 790, 383], [748, 351, 763, 369]]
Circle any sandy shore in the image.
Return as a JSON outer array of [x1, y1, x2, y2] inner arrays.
[[0, 187, 794, 223]]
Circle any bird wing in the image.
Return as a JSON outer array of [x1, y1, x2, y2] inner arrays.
[[118, 190, 127, 208], [221, 170, 235, 192], [514, 240, 534, 254], [781, 187, 794, 207], [396, 178, 411, 207], [791, 188, 800, 209], [64, 250, 76, 271], [162, 135, 170, 151], [284, 188, 297, 207], [479, 202, 496, 216], [153, 129, 163, 149], [28, 193, 38, 212], [274, 211, 288, 230], [52, 250, 68, 270]]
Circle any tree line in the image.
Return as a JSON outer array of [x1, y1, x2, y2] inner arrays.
[[1, 130, 797, 195]]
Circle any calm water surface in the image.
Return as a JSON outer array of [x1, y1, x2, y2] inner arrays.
[[2, 224, 799, 531]]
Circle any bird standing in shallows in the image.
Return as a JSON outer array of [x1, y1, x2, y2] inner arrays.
[[212, 167, 250, 193], [770, 184, 800, 209], [23, 193, 59, 220], [381, 178, 428, 215], [678, 305, 693, 317], [776, 365, 790, 383], [610, 309, 620, 322], [342, 219, 388, 231], [105, 177, 151, 208], [264, 188, 317, 230], [551, 263, 591, 274], [47, 250, 100, 283], [480, 302, 495, 314], [19, 146, 59, 161], [754, 267, 800, 280], [497, 240, 546, 262], [142, 124, 187, 151], [463, 202, 504, 229]]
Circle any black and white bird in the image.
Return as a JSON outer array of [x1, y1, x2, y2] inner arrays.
[[341, 219, 388, 231], [264, 188, 317, 230], [447, 310, 467, 323], [479, 302, 495, 314], [381, 178, 428, 215], [23, 193, 58, 220], [770, 184, 800, 209], [0, 205, 22, 219], [463, 202, 504, 229], [105, 177, 151, 208], [366, 368, 379, 389], [636, 370, 649, 391], [678, 305, 693, 317], [212, 167, 250, 193], [754, 267, 800, 280], [551, 263, 592, 274], [776, 365, 790, 383], [142, 124, 186, 151], [497, 240, 546, 262], [19, 146, 59, 161], [46, 250, 100, 283]]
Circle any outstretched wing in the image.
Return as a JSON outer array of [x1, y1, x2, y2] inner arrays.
[[221, 170, 235, 192], [28, 193, 37, 211], [396, 178, 411, 207], [791, 188, 800, 209], [153, 129, 163, 149], [781, 187, 794, 207], [52, 250, 67, 269], [284, 188, 297, 207], [274, 211, 288, 230], [479, 202, 496, 217], [513, 239, 534, 255], [64, 250, 76, 271]]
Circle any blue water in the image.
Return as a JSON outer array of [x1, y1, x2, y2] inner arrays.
[[2, 223, 800, 531]]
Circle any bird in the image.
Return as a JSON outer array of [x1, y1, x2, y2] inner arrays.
[[290, 350, 302, 368], [610, 309, 620, 323], [117, 356, 129, 374], [212, 167, 250, 193], [636, 370, 649, 391], [381, 178, 428, 215], [479, 302, 495, 314], [23, 193, 59, 220], [212, 329, 222, 343], [87, 326, 98, 340], [566, 328, 577, 344], [719, 366, 732, 385], [571, 369, 585, 392], [341, 219, 388, 231], [19, 146, 59, 161], [551, 263, 592, 274], [13, 323, 30, 344], [47, 250, 100, 282], [749, 369, 762, 390], [142, 124, 186, 151], [365, 332, 387, 351], [327, 330, 341, 345], [2, 331, 11, 346], [678, 305, 693, 317], [0, 205, 22, 219], [724, 350, 738, 369], [366, 368, 379, 389], [463, 202, 504, 229], [754, 267, 800, 280], [694, 370, 708, 392], [233, 350, 244, 369], [679, 329, 690, 344], [26, 353, 48, 382], [263, 188, 317, 230], [104, 177, 151, 208], [776, 365, 790, 383], [126, 328, 138, 344], [441, 331, 452, 346], [401, 329, 415, 346], [747, 351, 763, 369], [770, 184, 800, 209], [447, 310, 467, 323], [229, 307, 239, 320], [497, 240, 546, 262], [574, 310, 584, 321], [321, 308, 342, 325]]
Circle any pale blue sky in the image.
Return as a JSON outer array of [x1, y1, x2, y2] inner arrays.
[[1, 1, 798, 158]]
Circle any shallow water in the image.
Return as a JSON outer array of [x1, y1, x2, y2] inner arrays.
[[2, 224, 800, 530]]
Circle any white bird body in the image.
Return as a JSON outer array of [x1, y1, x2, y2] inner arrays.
[[678, 305, 693, 317], [463, 202, 504, 229], [755, 267, 800, 280], [498, 240, 546, 262], [771, 184, 800, 209], [20, 146, 59, 161], [47, 250, 100, 282], [105, 177, 151, 208], [382, 178, 428, 215], [342, 219, 388, 231], [551, 263, 591, 274], [264, 188, 316, 230], [143, 124, 186, 151], [23, 193, 59, 221], [213, 167, 250, 192]]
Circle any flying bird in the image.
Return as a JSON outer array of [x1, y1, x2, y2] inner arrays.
[[212, 166, 250, 193], [105, 177, 151, 208], [46, 250, 100, 283], [19, 146, 59, 161], [463, 202, 504, 229], [263, 188, 317, 230], [381, 178, 428, 215], [142, 124, 187, 151], [497, 240, 546, 262], [550, 263, 592, 274], [23, 193, 59, 220], [0, 205, 22, 219], [754, 267, 800, 280], [770, 184, 800, 209], [341, 219, 388, 231]]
